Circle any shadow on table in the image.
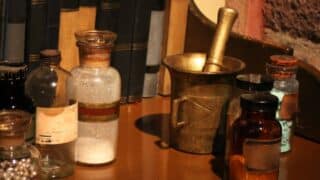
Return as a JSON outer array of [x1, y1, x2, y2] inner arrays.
[[135, 113, 170, 138], [135, 113, 227, 179]]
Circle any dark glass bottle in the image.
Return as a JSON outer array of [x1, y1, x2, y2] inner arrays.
[[226, 74, 273, 162], [229, 93, 281, 180], [0, 64, 34, 142]]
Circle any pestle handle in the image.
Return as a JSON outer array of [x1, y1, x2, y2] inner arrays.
[[203, 7, 238, 72]]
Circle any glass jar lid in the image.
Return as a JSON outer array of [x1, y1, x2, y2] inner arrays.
[[0, 64, 27, 81], [0, 110, 31, 137], [75, 30, 117, 48], [240, 93, 278, 112], [236, 73, 274, 92]]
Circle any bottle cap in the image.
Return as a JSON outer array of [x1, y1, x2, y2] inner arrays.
[[40, 49, 61, 63], [236, 74, 274, 92], [240, 93, 278, 112]]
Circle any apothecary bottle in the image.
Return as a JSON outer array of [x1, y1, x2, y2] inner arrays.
[[229, 94, 281, 180], [25, 49, 77, 178], [266, 55, 299, 153], [0, 64, 34, 142], [69, 30, 120, 165], [0, 110, 40, 179], [226, 74, 273, 162]]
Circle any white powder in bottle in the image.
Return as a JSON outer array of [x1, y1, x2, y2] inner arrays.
[[76, 120, 118, 164]]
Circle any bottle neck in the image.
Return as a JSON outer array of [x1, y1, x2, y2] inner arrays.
[[78, 47, 111, 68]]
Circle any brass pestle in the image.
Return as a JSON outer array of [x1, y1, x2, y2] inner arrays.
[[202, 7, 238, 72]]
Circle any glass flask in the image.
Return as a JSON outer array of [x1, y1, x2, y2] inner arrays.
[[69, 30, 121, 165], [229, 94, 282, 180], [0, 110, 40, 179], [266, 55, 299, 153], [25, 49, 77, 178]]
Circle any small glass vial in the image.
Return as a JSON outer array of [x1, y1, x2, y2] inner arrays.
[[0, 110, 40, 179], [69, 30, 121, 165], [266, 55, 299, 153], [25, 49, 77, 178], [229, 94, 281, 180]]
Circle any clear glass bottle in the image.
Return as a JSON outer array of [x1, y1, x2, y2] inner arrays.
[[69, 30, 120, 165], [0, 64, 35, 142], [266, 55, 299, 153], [229, 94, 281, 180], [25, 49, 77, 178], [0, 110, 40, 179], [226, 74, 273, 163]]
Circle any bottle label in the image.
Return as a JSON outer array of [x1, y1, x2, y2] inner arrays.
[[279, 120, 293, 152], [36, 103, 78, 145], [243, 138, 281, 172], [271, 89, 298, 152], [78, 101, 120, 122]]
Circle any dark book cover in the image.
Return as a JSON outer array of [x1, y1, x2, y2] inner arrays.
[[4, 0, 27, 64], [111, 0, 134, 103], [80, 0, 98, 6], [60, 0, 79, 9], [45, 0, 60, 49], [0, 0, 6, 61], [127, 0, 152, 102], [95, 0, 120, 32], [25, 0, 48, 64]]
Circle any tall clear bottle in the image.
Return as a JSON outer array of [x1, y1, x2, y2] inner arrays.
[[69, 30, 120, 165], [25, 49, 77, 178], [266, 55, 299, 153]]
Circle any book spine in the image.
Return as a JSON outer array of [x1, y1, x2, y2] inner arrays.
[[58, 0, 79, 71], [142, 0, 164, 98], [111, 0, 133, 103], [25, 0, 48, 64], [95, 0, 120, 32], [4, 0, 27, 64], [127, 0, 152, 103], [45, 0, 60, 49], [0, 0, 6, 61], [78, 0, 97, 31]]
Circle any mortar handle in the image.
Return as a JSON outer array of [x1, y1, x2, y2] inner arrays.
[[203, 7, 238, 72], [172, 97, 188, 128]]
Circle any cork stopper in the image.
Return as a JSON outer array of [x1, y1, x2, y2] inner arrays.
[[267, 55, 298, 79], [40, 49, 61, 64], [269, 55, 298, 67]]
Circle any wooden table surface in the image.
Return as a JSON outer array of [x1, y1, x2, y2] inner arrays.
[[67, 96, 320, 180]]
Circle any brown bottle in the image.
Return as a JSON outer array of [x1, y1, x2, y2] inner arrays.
[[229, 93, 281, 180]]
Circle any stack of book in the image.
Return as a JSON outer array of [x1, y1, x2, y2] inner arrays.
[[0, 0, 163, 104]]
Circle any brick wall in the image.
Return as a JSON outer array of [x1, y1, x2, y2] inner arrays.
[[263, 0, 320, 69]]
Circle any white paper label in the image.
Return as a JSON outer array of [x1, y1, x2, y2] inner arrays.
[[243, 138, 281, 172], [36, 103, 78, 144]]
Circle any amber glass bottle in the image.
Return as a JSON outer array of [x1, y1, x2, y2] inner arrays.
[[229, 93, 281, 180]]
